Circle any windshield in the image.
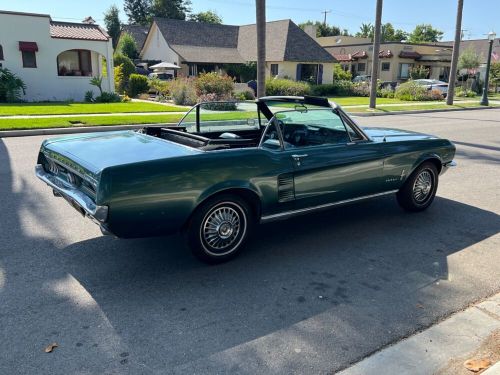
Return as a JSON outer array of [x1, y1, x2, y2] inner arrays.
[[261, 108, 364, 150]]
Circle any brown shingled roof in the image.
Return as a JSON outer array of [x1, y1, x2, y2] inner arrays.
[[399, 51, 421, 59], [50, 21, 109, 41]]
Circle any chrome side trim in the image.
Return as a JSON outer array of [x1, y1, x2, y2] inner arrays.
[[260, 190, 398, 223], [440, 160, 457, 176], [35, 165, 108, 222]]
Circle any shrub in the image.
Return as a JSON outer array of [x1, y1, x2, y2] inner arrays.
[[0, 68, 26, 102], [170, 77, 197, 106], [409, 65, 430, 80], [310, 80, 355, 96], [114, 65, 125, 94], [265, 78, 310, 96], [84, 90, 94, 102], [378, 87, 395, 98], [352, 82, 370, 97], [113, 54, 135, 92], [455, 87, 476, 98], [234, 87, 255, 101], [89, 76, 103, 95], [428, 88, 444, 100], [394, 80, 430, 101], [127, 74, 149, 97], [333, 64, 352, 81], [198, 93, 237, 110], [95, 92, 122, 103], [149, 77, 171, 97], [195, 72, 234, 97]]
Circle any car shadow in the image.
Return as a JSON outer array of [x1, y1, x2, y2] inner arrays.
[[1, 137, 500, 373]]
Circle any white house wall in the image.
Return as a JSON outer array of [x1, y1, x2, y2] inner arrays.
[[141, 24, 179, 65], [0, 13, 114, 102]]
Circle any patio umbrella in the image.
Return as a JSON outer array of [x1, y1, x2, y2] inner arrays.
[[149, 62, 181, 70]]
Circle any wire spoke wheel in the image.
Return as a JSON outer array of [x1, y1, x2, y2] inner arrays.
[[200, 202, 247, 256], [412, 169, 434, 203]]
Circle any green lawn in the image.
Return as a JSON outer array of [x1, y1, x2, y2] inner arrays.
[[346, 102, 500, 113], [0, 102, 186, 116], [0, 111, 257, 130]]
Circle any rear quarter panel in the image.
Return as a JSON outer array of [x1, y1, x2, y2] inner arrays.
[[101, 148, 292, 238]]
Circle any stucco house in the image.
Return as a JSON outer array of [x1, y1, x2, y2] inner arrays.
[[318, 36, 452, 83], [0, 10, 114, 102], [138, 18, 336, 84]]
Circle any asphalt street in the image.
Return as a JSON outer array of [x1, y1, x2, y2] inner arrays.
[[0, 108, 499, 374]]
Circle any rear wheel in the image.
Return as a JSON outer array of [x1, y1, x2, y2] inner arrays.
[[397, 162, 439, 212], [186, 194, 253, 264]]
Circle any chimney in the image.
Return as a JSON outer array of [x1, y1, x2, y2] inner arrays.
[[304, 25, 317, 39], [82, 16, 96, 24]]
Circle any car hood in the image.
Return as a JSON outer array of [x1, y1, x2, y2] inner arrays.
[[41, 130, 200, 174], [362, 127, 438, 142]]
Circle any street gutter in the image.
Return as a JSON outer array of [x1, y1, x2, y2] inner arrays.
[[0, 106, 498, 138]]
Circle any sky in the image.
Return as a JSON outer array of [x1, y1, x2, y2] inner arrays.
[[0, 0, 498, 41]]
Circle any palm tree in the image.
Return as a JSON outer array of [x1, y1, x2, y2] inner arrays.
[[447, 0, 464, 105], [369, 0, 383, 109], [357, 22, 374, 40], [256, 0, 266, 98]]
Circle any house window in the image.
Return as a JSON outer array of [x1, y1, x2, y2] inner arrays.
[[300, 64, 319, 84], [57, 50, 92, 76], [19, 41, 38, 68], [270, 63, 278, 77], [0, 45, 4, 61], [357, 63, 366, 72], [381, 62, 390, 71], [399, 63, 414, 79], [22, 51, 37, 68]]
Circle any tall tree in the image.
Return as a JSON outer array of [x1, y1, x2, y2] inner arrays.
[[256, 0, 266, 98], [407, 24, 444, 43], [116, 32, 138, 59], [104, 5, 122, 48], [369, 0, 383, 109], [150, 0, 191, 20], [188, 10, 222, 24], [124, 0, 151, 25], [381, 23, 407, 42], [298, 20, 343, 37], [356, 23, 374, 39], [447, 0, 463, 105]]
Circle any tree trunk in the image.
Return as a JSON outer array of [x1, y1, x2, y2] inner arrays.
[[447, 0, 464, 105], [369, 0, 383, 109], [256, 0, 266, 98]]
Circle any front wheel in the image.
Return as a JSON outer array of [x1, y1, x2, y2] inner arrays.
[[185, 194, 253, 264], [397, 162, 439, 212]]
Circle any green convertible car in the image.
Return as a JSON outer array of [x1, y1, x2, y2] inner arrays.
[[36, 96, 456, 263]]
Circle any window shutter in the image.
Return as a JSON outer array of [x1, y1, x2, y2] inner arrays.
[[295, 63, 302, 81], [318, 64, 323, 84]]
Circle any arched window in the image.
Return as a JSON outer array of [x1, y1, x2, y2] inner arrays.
[[0, 45, 4, 61], [57, 49, 92, 76]]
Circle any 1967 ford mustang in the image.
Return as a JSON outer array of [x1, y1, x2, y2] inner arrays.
[[36, 96, 456, 263]]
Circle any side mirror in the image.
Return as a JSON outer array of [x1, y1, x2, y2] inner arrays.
[[246, 118, 257, 127]]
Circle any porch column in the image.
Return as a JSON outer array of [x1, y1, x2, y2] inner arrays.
[[105, 40, 115, 93]]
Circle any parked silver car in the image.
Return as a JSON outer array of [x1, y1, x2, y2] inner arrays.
[[414, 79, 449, 97]]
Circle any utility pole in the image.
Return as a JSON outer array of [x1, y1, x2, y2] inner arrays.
[[256, 0, 266, 98], [321, 10, 331, 25], [369, 0, 383, 109], [447, 0, 464, 105]]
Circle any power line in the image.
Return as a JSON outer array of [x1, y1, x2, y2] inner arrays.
[[321, 10, 331, 25]]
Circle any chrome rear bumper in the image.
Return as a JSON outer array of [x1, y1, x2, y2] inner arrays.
[[35, 165, 108, 223]]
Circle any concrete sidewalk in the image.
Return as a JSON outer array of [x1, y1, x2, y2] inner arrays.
[[338, 293, 500, 375]]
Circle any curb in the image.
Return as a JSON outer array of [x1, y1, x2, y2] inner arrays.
[[337, 292, 500, 375], [349, 105, 497, 117]]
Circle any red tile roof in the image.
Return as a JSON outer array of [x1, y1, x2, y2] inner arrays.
[[351, 50, 368, 59], [49, 21, 109, 41], [379, 49, 393, 58], [332, 54, 354, 62]]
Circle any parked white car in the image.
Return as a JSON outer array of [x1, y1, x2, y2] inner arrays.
[[414, 79, 449, 97]]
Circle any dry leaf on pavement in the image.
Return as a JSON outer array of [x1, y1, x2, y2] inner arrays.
[[463, 358, 491, 372], [44, 343, 58, 353]]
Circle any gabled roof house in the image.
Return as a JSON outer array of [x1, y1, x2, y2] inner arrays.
[[140, 18, 336, 84], [0, 10, 114, 101]]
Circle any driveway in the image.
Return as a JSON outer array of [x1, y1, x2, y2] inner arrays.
[[1, 109, 499, 374]]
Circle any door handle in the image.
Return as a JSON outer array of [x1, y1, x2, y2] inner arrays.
[[291, 154, 308, 159]]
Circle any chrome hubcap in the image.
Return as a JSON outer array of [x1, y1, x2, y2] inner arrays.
[[202, 205, 241, 251], [413, 170, 433, 203]]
